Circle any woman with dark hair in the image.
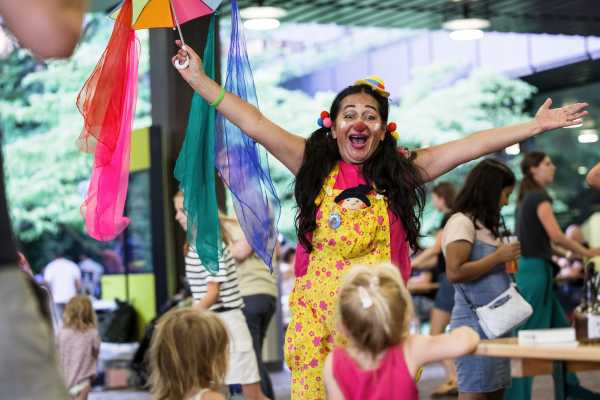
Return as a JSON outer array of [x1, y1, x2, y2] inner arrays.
[[173, 42, 588, 398], [443, 159, 519, 399], [411, 181, 458, 396], [505, 152, 600, 400]]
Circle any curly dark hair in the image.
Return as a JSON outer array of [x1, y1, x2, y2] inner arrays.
[[294, 84, 426, 252], [452, 159, 516, 238]]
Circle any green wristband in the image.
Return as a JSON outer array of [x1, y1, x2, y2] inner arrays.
[[210, 86, 225, 108]]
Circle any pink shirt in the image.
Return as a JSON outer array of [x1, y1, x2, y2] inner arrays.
[[294, 161, 411, 281], [332, 345, 418, 400]]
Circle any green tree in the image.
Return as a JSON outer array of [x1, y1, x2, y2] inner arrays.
[[0, 14, 150, 268]]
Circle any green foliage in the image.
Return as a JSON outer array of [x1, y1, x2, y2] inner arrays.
[[0, 14, 151, 267]]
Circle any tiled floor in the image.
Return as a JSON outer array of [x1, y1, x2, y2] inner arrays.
[[89, 363, 600, 399]]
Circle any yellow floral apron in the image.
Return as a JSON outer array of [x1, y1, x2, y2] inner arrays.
[[284, 164, 391, 400]]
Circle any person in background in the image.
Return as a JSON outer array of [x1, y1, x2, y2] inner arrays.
[[323, 263, 479, 400], [444, 159, 519, 399], [44, 252, 82, 317], [221, 213, 278, 399], [56, 295, 101, 400], [410, 181, 458, 396], [149, 308, 229, 400], [173, 191, 269, 400], [79, 253, 104, 298], [278, 245, 296, 328], [18, 251, 61, 331], [506, 152, 600, 400], [554, 224, 587, 320], [0, 1, 86, 398]]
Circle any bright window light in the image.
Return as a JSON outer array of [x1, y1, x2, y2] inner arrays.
[[578, 166, 589, 175], [243, 18, 281, 31]]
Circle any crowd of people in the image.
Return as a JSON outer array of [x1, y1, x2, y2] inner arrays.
[[1, 1, 600, 400]]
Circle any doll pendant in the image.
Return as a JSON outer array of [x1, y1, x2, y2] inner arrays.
[[328, 210, 342, 230]]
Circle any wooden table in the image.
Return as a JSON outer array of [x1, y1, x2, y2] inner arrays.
[[476, 338, 600, 399]]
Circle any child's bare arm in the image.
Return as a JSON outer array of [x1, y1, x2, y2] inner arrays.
[[195, 282, 220, 310], [323, 353, 345, 400], [404, 327, 480, 375]]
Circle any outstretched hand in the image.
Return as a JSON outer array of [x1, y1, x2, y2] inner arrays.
[[171, 40, 206, 88], [534, 98, 589, 132]]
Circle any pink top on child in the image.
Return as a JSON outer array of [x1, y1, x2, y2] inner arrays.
[[332, 345, 418, 400]]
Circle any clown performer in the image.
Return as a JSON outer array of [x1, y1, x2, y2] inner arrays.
[[172, 44, 588, 399]]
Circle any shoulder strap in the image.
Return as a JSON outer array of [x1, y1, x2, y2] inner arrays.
[[454, 283, 476, 311]]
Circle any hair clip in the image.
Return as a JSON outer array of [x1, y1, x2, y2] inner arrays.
[[317, 111, 332, 129], [358, 286, 373, 309], [386, 122, 400, 141]]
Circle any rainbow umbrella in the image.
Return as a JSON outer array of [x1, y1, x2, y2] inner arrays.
[[114, 0, 222, 45]]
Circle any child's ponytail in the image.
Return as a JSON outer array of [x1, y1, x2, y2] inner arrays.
[[338, 264, 413, 358]]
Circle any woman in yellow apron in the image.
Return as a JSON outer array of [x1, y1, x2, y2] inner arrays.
[[173, 43, 589, 399]]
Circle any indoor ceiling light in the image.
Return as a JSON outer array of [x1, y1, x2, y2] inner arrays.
[[443, 17, 490, 41], [240, 5, 286, 31], [442, 18, 490, 31], [578, 129, 598, 143], [243, 18, 280, 31], [240, 6, 287, 20]]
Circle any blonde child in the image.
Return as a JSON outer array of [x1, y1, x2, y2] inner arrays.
[[56, 295, 101, 400], [149, 308, 228, 400], [173, 191, 269, 400], [323, 263, 480, 400]]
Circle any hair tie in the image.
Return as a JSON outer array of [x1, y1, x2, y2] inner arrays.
[[386, 122, 399, 141], [317, 111, 332, 129], [357, 286, 373, 309], [369, 276, 380, 290]]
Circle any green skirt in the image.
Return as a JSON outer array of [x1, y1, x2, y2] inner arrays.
[[503, 257, 577, 400]]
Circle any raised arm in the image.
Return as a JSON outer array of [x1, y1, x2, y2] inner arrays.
[[0, 0, 86, 58], [413, 99, 588, 182], [173, 43, 306, 175]]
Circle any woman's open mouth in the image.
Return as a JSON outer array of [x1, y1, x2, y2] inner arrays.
[[349, 134, 368, 149]]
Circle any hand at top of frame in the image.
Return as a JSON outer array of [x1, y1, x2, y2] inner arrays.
[[172, 40, 207, 88], [534, 98, 589, 132]]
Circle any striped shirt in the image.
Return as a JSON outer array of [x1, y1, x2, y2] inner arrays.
[[185, 247, 244, 311]]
